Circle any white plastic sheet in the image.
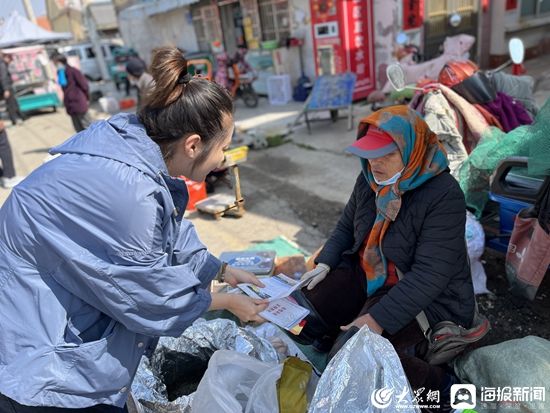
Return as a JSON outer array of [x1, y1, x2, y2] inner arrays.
[[245, 364, 283, 413], [466, 211, 490, 295], [191, 350, 276, 413], [309, 326, 419, 413]]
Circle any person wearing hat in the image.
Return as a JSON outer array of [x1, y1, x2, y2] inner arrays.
[[294, 106, 475, 411], [126, 56, 154, 108]]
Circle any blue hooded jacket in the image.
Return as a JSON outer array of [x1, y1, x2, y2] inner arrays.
[[0, 113, 220, 408]]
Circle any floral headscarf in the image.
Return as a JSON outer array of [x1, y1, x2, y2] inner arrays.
[[357, 106, 449, 295]]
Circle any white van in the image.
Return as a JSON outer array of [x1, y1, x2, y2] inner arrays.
[[58, 41, 119, 81]]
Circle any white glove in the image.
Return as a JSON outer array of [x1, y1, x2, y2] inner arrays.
[[301, 263, 330, 290]]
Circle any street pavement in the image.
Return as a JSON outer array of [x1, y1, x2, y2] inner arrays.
[[2, 54, 550, 258]]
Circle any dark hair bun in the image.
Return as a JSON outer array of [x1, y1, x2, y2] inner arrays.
[[148, 47, 189, 108]]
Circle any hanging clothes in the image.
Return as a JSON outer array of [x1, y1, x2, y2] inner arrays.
[[479, 92, 532, 132], [490, 72, 538, 118], [473, 104, 504, 130]]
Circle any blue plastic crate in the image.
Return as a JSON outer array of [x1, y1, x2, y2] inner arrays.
[[488, 193, 532, 234], [487, 192, 533, 252]]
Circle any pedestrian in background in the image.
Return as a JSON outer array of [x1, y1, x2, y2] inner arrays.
[[0, 52, 27, 126], [0, 120, 23, 188], [51, 52, 92, 133], [126, 56, 154, 108]]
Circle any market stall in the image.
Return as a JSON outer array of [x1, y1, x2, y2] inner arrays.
[[0, 11, 71, 114]]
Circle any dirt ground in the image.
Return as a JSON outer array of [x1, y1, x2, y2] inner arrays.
[[477, 250, 550, 346]]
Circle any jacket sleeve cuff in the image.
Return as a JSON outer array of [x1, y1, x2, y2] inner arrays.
[[314, 250, 340, 270], [195, 286, 213, 315], [368, 301, 406, 335], [196, 253, 222, 288]]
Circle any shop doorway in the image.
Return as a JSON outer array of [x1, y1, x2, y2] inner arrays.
[[219, 0, 246, 56]]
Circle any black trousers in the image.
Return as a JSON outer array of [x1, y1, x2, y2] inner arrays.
[[303, 256, 449, 393], [4, 91, 26, 125], [0, 394, 127, 413], [0, 128, 16, 178], [70, 112, 92, 133]]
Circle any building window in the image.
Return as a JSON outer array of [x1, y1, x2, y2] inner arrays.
[[258, 0, 290, 43], [425, 0, 477, 37], [66, 49, 82, 59], [192, 4, 223, 51], [85, 47, 96, 58], [521, 0, 550, 17]]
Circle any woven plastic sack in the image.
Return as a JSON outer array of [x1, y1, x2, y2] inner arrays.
[[459, 97, 550, 217], [454, 336, 550, 412]]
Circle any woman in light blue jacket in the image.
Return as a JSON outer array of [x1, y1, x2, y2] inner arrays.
[[0, 47, 267, 412]]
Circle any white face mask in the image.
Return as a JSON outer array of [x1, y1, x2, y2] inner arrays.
[[373, 168, 404, 186]]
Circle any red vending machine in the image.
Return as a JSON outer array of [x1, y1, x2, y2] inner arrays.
[[309, 0, 375, 100]]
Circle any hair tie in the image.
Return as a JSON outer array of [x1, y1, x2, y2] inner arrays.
[[177, 73, 192, 85]]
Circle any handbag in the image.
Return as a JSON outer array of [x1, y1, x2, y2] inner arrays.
[[396, 267, 491, 365], [420, 311, 491, 365], [505, 178, 550, 300]]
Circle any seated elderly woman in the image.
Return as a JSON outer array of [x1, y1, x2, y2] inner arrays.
[[293, 105, 476, 410]]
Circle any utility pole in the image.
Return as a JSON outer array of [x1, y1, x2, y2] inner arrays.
[[84, 3, 111, 80], [22, 0, 37, 23]]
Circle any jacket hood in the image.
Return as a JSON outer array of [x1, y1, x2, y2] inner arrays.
[[50, 113, 167, 179]]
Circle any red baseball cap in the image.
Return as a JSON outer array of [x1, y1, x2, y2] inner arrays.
[[346, 126, 398, 159]]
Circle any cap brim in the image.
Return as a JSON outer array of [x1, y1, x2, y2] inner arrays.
[[345, 141, 398, 159]]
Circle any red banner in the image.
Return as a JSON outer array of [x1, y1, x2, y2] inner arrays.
[[403, 0, 424, 30], [506, 0, 518, 10], [343, 0, 375, 98]]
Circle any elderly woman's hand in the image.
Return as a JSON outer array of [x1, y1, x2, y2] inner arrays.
[[223, 265, 265, 288], [300, 263, 330, 290], [341, 313, 384, 335]]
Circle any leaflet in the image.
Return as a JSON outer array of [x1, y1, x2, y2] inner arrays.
[[237, 273, 309, 302], [237, 274, 310, 331], [259, 297, 310, 331]]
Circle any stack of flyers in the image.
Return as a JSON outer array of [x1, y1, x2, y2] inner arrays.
[[238, 274, 310, 331], [260, 298, 310, 331], [237, 273, 310, 302]]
